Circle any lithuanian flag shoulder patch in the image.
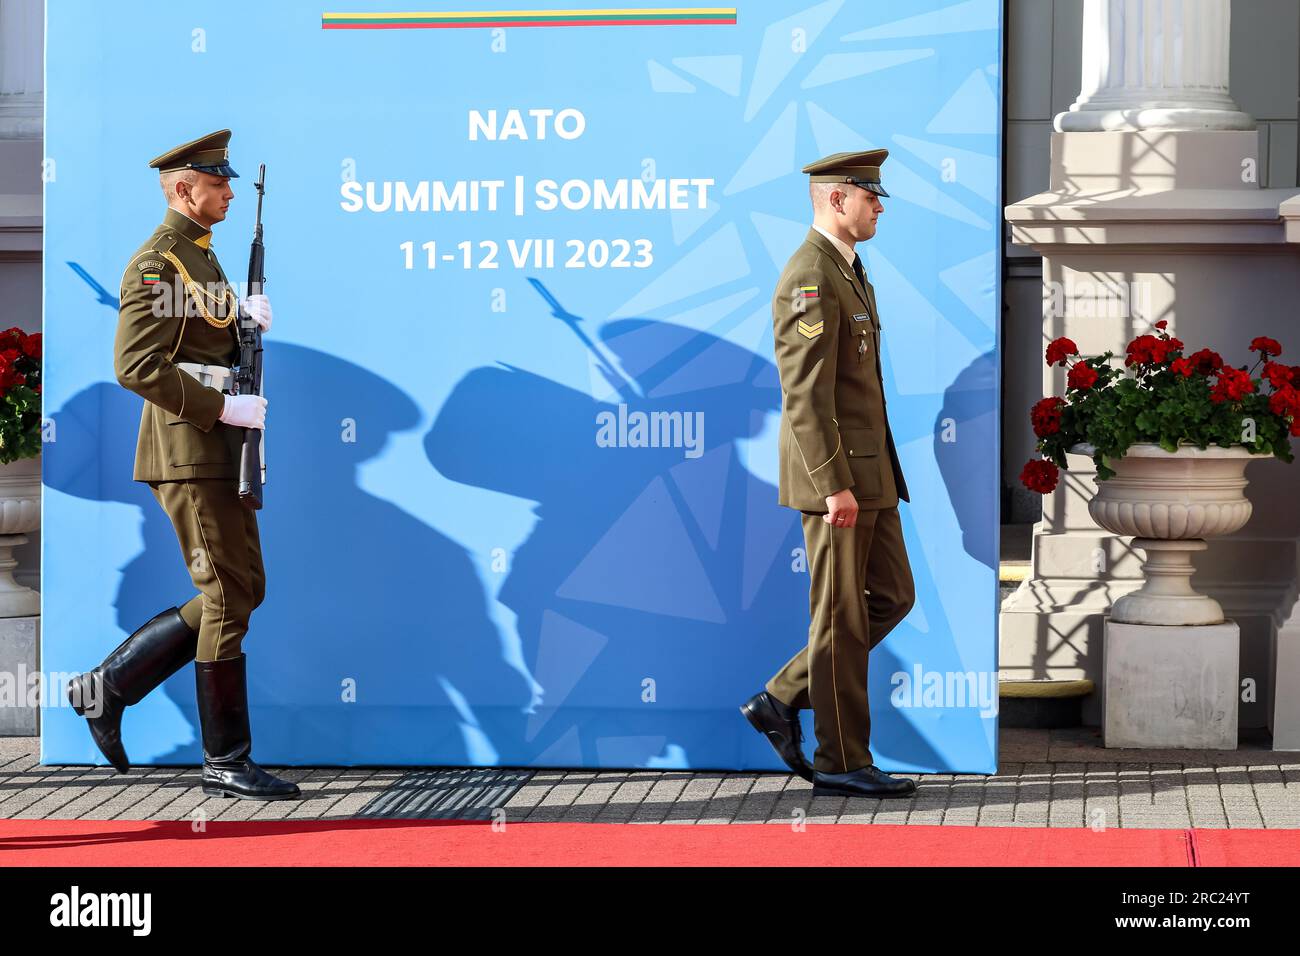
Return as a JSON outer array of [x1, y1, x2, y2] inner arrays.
[[797, 285, 819, 299], [136, 257, 166, 286]]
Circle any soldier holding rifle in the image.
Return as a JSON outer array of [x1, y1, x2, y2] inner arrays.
[[67, 129, 297, 800]]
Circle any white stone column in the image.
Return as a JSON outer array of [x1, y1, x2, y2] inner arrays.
[[1056, 0, 1254, 131], [0, 1, 42, 738], [0, 0, 43, 140], [1273, 559, 1300, 750]]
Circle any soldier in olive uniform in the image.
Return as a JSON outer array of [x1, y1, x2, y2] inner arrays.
[[741, 150, 918, 799], [68, 130, 299, 800]]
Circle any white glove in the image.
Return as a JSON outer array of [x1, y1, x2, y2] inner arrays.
[[239, 293, 272, 333], [220, 394, 267, 429]]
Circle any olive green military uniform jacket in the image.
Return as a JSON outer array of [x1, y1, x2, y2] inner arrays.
[[114, 209, 242, 482], [773, 228, 910, 512]]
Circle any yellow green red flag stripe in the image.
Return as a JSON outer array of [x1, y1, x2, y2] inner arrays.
[[321, 8, 737, 29]]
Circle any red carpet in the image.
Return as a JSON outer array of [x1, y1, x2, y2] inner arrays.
[[2, 819, 1296, 866]]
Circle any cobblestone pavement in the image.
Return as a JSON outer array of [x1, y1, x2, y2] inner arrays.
[[3, 728, 1298, 827]]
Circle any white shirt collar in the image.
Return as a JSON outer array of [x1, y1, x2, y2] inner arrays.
[[812, 224, 857, 268]]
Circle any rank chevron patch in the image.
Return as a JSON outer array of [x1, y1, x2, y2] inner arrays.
[[797, 319, 823, 339]]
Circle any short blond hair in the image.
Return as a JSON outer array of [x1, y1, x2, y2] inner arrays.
[[159, 167, 199, 203], [809, 180, 841, 211]]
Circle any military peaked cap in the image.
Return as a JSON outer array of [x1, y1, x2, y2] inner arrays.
[[801, 149, 889, 196], [149, 129, 239, 178]]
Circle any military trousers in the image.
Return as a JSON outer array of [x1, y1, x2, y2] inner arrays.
[[766, 505, 915, 774], [148, 478, 266, 662]]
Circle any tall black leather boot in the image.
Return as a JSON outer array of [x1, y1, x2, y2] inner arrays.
[[195, 654, 301, 800], [66, 607, 199, 773]]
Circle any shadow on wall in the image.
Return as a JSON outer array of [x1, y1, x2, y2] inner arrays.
[[935, 348, 999, 568], [422, 281, 964, 771], [46, 344, 530, 765], [44, 291, 989, 771]]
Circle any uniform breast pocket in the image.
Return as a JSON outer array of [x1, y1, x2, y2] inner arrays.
[[856, 329, 870, 364], [164, 413, 232, 467], [841, 426, 882, 499]]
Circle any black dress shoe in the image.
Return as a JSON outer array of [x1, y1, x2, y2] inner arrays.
[[740, 691, 814, 781], [195, 655, 301, 801], [66, 607, 199, 773], [813, 764, 917, 799]]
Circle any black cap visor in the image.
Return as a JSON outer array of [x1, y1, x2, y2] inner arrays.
[[846, 177, 888, 198], [189, 163, 240, 179]]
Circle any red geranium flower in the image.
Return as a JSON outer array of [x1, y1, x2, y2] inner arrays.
[[1170, 357, 1195, 377], [1250, 336, 1282, 358], [1125, 334, 1156, 366], [19, 332, 40, 359], [1030, 396, 1065, 437], [1126, 334, 1180, 367], [1045, 337, 1078, 367], [1268, 384, 1300, 418], [1210, 366, 1256, 404], [1154, 320, 1168, 330], [1263, 360, 1293, 389], [1020, 459, 1060, 494], [1067, 362, 1099, 390], [1188, 348, 1224, 375]]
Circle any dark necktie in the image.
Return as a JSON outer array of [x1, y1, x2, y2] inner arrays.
[[851, 253, 876, 321], [851, 253, 867, 291], [851, 253, 884, 383]]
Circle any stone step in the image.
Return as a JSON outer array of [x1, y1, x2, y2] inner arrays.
[[999, 678, 1095, 729]]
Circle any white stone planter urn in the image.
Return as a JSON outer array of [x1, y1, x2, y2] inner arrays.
[[0, 454, 40, 618], [1072, 442, 1265, 626]]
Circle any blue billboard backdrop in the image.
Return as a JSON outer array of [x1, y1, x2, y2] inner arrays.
[[42, 0, 1003, 772]]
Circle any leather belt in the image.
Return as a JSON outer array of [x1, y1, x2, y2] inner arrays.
[[177, 361, 237, 394]]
